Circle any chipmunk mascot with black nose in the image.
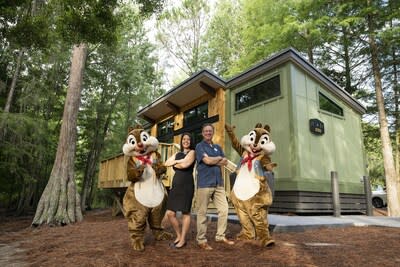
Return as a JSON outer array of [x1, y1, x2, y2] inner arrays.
[[122, 125, 173, 251], [225, 123, 277, 247]]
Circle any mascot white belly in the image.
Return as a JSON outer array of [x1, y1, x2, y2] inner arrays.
[[233, 164, 260, 201], [134, 165, 165, 208]]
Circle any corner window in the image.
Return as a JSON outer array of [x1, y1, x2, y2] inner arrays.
[[319, 92, 343, 116], [157, 118, 174, 143], [235, 75, 281, 111], [183, 102, 208, 126]]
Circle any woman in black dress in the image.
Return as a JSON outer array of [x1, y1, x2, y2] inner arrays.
[[165, 133, 195, 249]]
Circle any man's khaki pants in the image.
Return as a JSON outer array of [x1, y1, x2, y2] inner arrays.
[[196, 186, 229, 244]]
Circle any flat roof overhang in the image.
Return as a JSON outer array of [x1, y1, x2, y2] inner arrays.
[[227, 48, 367, 115], [138, 48, 366, 124], [137, 69, 226, 123]]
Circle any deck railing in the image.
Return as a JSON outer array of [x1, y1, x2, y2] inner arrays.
[[98, 142, 237, 197]]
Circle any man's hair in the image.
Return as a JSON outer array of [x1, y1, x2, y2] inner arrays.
[[201, 123, 214, 131]]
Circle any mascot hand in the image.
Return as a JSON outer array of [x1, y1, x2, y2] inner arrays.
[[264, 162, 277, 172], [225, 123, 236, 133], [127, 165, 145, 182], [153, 163, 167, 177]]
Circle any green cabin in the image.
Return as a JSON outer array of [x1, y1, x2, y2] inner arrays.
[[99, 48, 367, 214]]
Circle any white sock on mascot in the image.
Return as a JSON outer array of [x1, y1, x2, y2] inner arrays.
[[122, 125, 173, 251], [225, 123, 277, 247]]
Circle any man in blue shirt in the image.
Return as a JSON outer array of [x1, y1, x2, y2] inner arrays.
[[195, 123, 234, 250]]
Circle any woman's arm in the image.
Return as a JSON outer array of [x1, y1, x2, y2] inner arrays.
[[174, 150, 195, 169], [164, 153, 177, 167]]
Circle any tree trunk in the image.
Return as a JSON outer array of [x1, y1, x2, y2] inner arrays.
[[32, 43, 87, 226], [342, 26, 352, 94], [366, 4, 400, 216], [4, 49, 24, 113]]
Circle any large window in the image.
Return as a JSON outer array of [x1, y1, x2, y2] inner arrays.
[[157, 118, 174, 143], [183, 102, 208, 126], [319, 92, 343, 116], [235, 75, 281, 111]]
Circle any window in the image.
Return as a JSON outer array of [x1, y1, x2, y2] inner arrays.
[[235, 75, 281, 111], [157, 118, 174, 143], [183, 102, 208, 126], [319, 92, 343, 116]]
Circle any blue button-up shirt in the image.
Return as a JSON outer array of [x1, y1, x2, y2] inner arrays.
[[195, 140, 225, 188]]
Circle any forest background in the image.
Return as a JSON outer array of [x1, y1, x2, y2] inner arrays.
[[0, 0, 399, 223]]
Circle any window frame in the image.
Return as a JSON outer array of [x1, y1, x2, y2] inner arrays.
[[318, 92, 344, 118], [234, 74, 281, 112], [183, 102, 208, 127]]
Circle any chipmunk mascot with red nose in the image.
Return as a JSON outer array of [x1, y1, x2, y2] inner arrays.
[[122, 125, 173, 251], [225, 123, 277, 247]]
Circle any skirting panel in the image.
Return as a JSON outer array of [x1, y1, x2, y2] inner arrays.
[[270, 191, 367, 214]]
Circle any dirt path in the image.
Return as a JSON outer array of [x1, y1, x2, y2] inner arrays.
[[1, 209, 400, 266]]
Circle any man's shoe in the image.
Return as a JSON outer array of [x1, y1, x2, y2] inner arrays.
[[216, 237, 235, 245], [198, 242, 213, 250]]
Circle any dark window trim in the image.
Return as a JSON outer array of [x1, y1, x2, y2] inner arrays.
[[318, 92, 344, 117], [157, 117, 175, 142], [174, 115, 219, 136], [235, 75, 281, 111], [183, 102, 209, 127]]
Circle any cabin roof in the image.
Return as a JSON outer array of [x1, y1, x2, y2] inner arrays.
[[137, 69, 226, 122], [137, 48, 366, 122]]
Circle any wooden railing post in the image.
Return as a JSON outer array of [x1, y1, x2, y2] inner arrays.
[[363, 176, 373, 216], [331, 171, 341, 217]]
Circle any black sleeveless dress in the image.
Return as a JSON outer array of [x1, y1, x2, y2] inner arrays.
[[166, 151, 195, 213]]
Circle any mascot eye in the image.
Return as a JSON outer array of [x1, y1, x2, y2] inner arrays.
[[128, 137, 135, 145], [260, 135, 270, 145], [249, 131, 256, 142], [141, 132, 149, 142]]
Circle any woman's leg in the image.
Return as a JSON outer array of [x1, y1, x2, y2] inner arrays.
[[175, 213, 191, 247], [166, 209, 181, 243]]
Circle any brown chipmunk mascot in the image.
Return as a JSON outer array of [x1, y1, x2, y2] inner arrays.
[[225, 123, 277, 247], [122, 125, 173, 251]]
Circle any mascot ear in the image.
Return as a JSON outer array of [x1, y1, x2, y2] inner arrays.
[[264, 124, 271, 133], [255, 123, 262, 128]]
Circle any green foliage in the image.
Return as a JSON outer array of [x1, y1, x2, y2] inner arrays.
[[0, 0, 51, 49], [362, 122, 385, 187], [0, 113, 55, 209], [53, 0, 118, 46], [202, 0, 243, 77]]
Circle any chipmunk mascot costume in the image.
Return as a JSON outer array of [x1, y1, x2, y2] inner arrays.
[[225, 123, 277, 247], [122, 125, 173, 251]]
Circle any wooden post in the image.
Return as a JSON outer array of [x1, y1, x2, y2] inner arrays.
[[331, 171, 341, 217], [363, 176, 373, 216]]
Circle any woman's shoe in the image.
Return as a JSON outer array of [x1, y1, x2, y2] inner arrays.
[[174, 242, 186, 249]]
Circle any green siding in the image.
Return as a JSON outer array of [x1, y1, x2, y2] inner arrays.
[[227, 66, 293, 179], [226, 62, 366, 195], [290, 64, 365, 194]]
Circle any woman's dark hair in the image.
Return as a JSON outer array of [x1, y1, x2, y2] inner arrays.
[[180, 132, 195, 151]]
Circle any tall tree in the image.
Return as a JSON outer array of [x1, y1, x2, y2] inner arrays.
[[365, 0, 400, 216], [32, 0, 118, 226]]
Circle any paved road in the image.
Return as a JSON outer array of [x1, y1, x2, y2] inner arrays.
[[205, 213, 400, 232]]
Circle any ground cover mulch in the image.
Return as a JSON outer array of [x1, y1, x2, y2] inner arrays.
[[1, 208, 399, 267]]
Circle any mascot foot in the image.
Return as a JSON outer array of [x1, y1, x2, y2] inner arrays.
[[131, 240, 145, 252], [260, 238, 275, 247], [154, 231, 173, 241]]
